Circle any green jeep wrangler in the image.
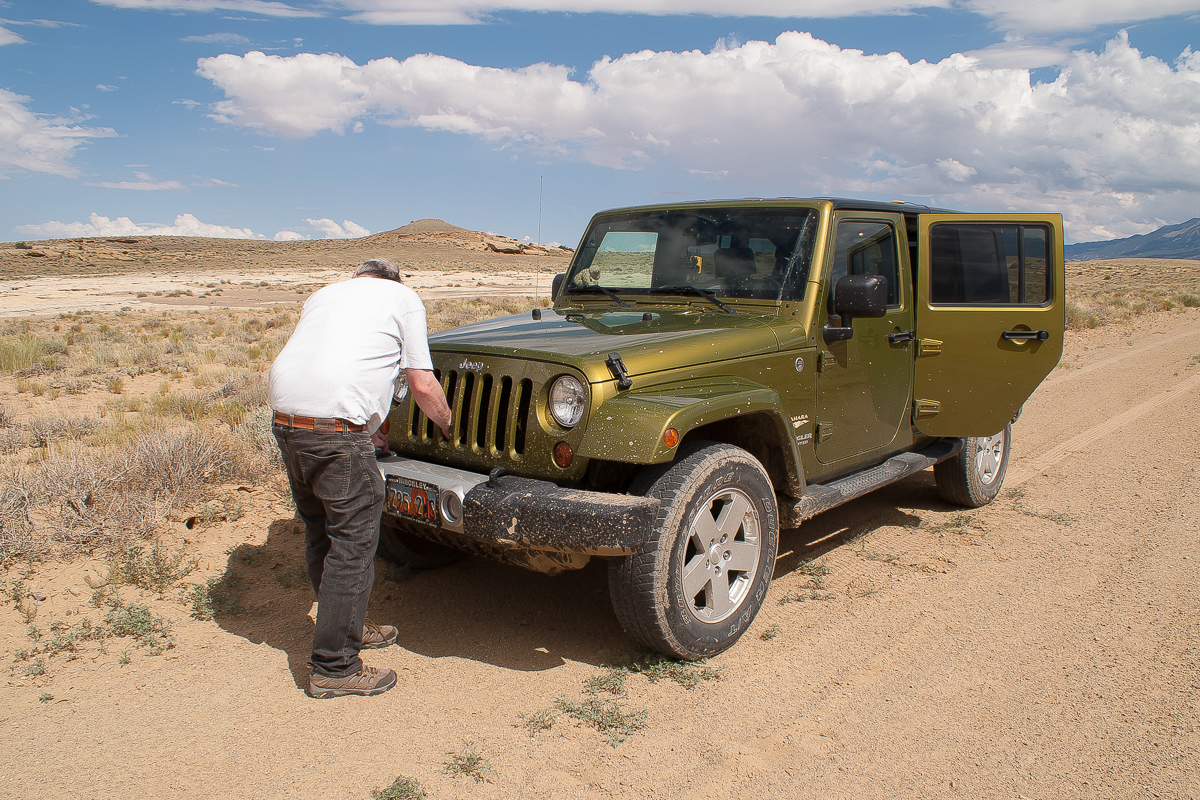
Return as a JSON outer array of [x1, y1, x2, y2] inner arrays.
[[379, 198, 1065, 660]]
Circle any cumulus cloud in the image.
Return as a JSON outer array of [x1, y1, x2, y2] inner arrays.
[[270, 218, 371, 239], [85, 172, 186, 190], [195, 32, 1200, 236], [15, 212, 371, 241], [0, 89, 117, 177], [15, 213, 263, 239], [304, 218, 371, 238]]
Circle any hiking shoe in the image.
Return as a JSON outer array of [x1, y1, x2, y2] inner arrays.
[[308, 664, 397, 699], [362, 619, 398, 649]]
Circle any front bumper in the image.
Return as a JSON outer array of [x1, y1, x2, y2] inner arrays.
[[377, 456, 659, 556]]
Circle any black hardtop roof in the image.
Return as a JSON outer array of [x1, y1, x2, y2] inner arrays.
[[596, 197, 960, 216]]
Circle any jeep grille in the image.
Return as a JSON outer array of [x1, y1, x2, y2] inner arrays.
[[407, 368, 534, 458]]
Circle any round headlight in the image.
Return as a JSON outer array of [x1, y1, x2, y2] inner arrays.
[[549, 375, 586, 428]]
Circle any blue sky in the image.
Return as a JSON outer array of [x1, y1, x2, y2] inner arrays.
[[2, 1, 1198, 246]]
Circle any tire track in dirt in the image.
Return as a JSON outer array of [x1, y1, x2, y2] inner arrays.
[[1043, 325, 1200, 386], [1008, 371, 1200, 487]]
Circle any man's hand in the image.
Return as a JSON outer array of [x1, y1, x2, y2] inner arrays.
[[406, 368, 452, 439]]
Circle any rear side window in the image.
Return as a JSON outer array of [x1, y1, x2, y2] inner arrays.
[[929, 223, 1051, 305]]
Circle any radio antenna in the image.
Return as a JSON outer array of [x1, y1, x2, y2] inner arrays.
[[536, 175, 543, 300]]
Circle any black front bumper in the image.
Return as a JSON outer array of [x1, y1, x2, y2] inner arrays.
[[462, 476, 659, 556]]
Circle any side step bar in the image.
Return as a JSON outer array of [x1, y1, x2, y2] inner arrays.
[[780, 438, 963, 527]]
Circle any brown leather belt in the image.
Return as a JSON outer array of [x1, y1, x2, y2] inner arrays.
[[272, 411, 367, 433]]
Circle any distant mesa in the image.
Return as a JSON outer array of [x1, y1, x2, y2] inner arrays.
[[386, 218, 471, 236], [368, 217, 569, 256], [1066, 218, 1200, 261]]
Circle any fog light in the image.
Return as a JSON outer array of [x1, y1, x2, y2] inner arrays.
[[552, 441, 574, 468], [663, 428, 680, 448]]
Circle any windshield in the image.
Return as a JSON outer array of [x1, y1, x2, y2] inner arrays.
[[564, 207, 817, 303]]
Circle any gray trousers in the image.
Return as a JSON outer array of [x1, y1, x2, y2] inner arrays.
[[272, 424, 384, 677]]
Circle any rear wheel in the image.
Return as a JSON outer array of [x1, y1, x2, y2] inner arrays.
[[933, 423, 1011, 508], [608, 441, 779, 660], [376, 519, 465, 570]]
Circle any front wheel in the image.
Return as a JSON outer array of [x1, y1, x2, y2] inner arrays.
[[933, 423, 1011, 508], [608, 442, 779, 661]]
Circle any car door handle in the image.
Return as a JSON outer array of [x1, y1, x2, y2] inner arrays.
[[888, 330, 915, 344], [1002, 329, 1049, 341]]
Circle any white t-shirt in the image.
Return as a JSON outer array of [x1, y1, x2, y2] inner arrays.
[[268, 277, 435, 433]]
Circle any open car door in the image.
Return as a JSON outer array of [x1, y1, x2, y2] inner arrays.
[[913, 214, 1065, 437]]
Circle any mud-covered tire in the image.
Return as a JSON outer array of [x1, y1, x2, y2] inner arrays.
[[934, 423, 1011, 508], [376, 520, 465, 570], [608, 441, 779, 661]]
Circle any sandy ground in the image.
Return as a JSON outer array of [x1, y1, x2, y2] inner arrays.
[[1, 251, 1198, 799]]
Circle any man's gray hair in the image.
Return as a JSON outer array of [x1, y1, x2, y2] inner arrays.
[[353, 258, 402, 281]]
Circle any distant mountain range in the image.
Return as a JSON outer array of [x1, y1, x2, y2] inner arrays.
[[1065, 218, 1200, 261]]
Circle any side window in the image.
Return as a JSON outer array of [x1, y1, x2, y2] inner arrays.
[[831, 221, 900, 306], [929, 223, 1051, 305]]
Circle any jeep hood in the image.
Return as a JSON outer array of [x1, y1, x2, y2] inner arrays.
[[429, 308, 780, 384]]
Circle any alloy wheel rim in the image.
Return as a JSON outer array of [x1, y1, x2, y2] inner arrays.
[[975, 430, 1006, 485], [678, 488, 761, 624]]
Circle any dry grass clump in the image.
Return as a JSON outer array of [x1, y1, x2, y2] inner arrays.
[[1065, 289, 1181, 330], [0, 425, 276, 557], [0, 333, 68, 374]]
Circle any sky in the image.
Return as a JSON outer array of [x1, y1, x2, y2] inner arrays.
[[1, 1, 1198, 246]]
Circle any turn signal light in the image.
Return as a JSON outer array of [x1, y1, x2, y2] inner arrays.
[[552, 441, 574, 468], [664, 428, 680, 448]]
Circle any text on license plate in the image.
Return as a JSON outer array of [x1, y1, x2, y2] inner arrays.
[[384, 476, 440, 527]]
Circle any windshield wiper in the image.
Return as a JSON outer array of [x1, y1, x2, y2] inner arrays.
[[568, 285, 631, 307], [650, 284, 737, 315]]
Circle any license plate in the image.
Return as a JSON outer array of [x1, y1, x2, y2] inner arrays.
[[384, 475, 441, 528]]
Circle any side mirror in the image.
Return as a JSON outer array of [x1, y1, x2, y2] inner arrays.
[[551, 273, 566, 301], [823, 275, 888, 343]]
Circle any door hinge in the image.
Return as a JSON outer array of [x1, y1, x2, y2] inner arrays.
[[817, 351, 837, 373], [816, 421, 834, 443], [917, 338, 943, 357], [914, 399, 941, 419]]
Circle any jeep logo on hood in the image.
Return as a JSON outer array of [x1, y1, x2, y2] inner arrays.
[[458, 358, 485, 373]]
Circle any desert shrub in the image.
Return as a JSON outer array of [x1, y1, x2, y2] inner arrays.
[[25, 447, 161, 548], [1065, 300, 1099, 330], [228, 407, 282, 476], [122, 429, 235, 498], [0, 481, 39, 557], [1177, 292, 1200, 308], [26, 416, 102, 448], [0, 428, 29, 455], [107, 542, 197, 592]]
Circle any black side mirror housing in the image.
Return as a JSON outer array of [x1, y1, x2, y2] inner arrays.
[[823, 275, 888, 343], [551, 273, 566, 301]]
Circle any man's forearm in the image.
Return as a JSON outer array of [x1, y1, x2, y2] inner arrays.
[[406, 368, 452, 437]]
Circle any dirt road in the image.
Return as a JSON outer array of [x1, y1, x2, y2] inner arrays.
[[3, 308, 1198, 800]]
